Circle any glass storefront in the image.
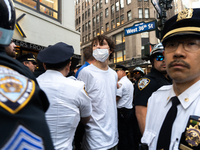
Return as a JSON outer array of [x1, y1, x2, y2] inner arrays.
[[14, 0, 59, 20]]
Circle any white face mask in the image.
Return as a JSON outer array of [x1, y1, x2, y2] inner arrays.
[[93, 48, 109, 62]]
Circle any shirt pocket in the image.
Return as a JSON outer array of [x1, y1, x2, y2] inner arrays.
[[141, 130, 156, 147]]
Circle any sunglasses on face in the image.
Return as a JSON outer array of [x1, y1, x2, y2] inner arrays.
[[155, 54, 164, 61], [133, 72, 140, 75]]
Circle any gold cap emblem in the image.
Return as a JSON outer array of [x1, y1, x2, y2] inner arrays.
[[177, 8, 193, 22]]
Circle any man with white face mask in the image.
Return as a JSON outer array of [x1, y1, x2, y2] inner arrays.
[[78, 35, 118, 150]]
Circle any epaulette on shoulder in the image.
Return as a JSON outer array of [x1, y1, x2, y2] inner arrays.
[[157, 85, 172, 91]]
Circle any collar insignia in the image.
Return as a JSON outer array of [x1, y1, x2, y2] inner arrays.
[[177, 8, 193, 22]]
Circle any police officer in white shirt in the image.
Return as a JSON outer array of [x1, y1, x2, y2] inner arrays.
[[141, 8, 200, 150], [116, 65, 134, 150], [36, 42, 92, 150]]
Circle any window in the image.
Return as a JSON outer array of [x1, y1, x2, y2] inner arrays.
[[111, 20, 115, 29], [100, 0, 103, 8], [82, 14, 84, 21], [79, 27, 81, 32], [88, 33, 91, 40], [106, 23, 109, 31], [101, 26, 104, 34], [111, 5, 115, 14], [85, 11, 87, 19], [76, 18, 78, 25], [82, 2, 84, 10], [86, 35, 88, 42], [93, 17, 96, 26], [105, 8, 109, 17], [105, 0, 108, 4], [97, 28, 100, 36], [117, 51, 123, 62], [139, 8, 143, 18], [145, 8, 149, 18], [78, 6, 80, 13], [88, 8, 90, 17], [116, 2, 119, 12], [93, 30, 96, 38], [100, 12, 103, 22], [76, 8, 78, 15], [116, 32, 123, 44], [15, 0, 60, 20], [144, 0, 148, 1], [82, 25, 84, 32], [79, 17, 80, 24], [82, 36, 85, 43], [88, 21, 91, 29], [127, 10, 132, 21], [120, 15, 124, 24], [120, 0, 124, 8], [127, 0, 131, 4], [116, 17, 120, 26], [85, 23, 88, 31], [96, 2, 99, 11], [93, 5, 95, 13], [96, 15, 99, 24]]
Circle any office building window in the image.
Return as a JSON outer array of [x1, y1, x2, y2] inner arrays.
[[82, 13, 84, 21], [88, 8, 90, 17], [93, 5, 95, 13], [85, 23, 88, 31], [93, 30, 96, 37], [105, 8, 109, 17], [116, 2, 119, 12], [79, 27, 81, 32], [82, 36, 85, 43], [117, 51, 123, 62], [85, 11, 87, 19], [86, 35, 88, 42], [100, 0, 103, 8], [101, 26, 104, 34], [105, 0, 108, 4], [111, 5, 115, 14], [111, 20, 115, 29], [127, 0, 131, 4], [120, 15, 124, 24], [127, 10, 132, 21], [139, 8, 143, 18], [88, 20, 91, 29], [116, 17, 120, 26], [82, 2, 84, 10], [97, 28, 100, 36], [145, 8, 149, 18], [96, 2, 99, 11], [93, 17, 96, 26], [120, 0, 124, 8], [88, 33, 91, 40], [144, 0, 148, 1], [82, 25, 84, 32], [100, 12, 103, 22], [112, 31, 125, 44], [78, 6, 80, 13], [15, 0, 60, 20], [106, 23, 109, 31], [79, 17, 80, 23], [96, 15, 99, 24]]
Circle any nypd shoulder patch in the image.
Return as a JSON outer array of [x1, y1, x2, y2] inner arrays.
[[138, 78, 150, 91], [0, 65, 35, 114], [1, 124, 44, 150]]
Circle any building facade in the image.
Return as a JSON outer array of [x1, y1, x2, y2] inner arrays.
[[75, 0, 163, 78], [13, 0, 80, 69]]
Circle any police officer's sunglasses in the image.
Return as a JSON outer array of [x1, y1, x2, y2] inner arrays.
[[155, 54, 164, 61]]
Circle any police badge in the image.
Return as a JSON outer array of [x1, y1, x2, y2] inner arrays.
[[138, 78, 150, 91], [179, 115, 200, 150]]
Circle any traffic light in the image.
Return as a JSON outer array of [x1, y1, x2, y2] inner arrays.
[[141, 43, 154, 60]]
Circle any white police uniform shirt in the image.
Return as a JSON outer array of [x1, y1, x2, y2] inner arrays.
[[141, 80, 200, 150], [117, 76, 133, 109], [78, 64, 118, 150], [37, 70, 92, 150]]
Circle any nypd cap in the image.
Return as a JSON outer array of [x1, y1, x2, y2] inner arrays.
[[150, 43, 164, 56], [16, 53, 37, 65], [115, 64, 128, 71], [133, 67, 144, 75], [37, 42, 74, 64], [162, 8, 200, 43]]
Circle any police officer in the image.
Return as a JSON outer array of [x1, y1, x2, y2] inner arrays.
[[142, 8, 200, 150], [0, 0, 54, 149], [134, 43, 172, 135], [16, 53, 37, 72], [116, 64, 134, 150], [132, 67, 145, 84], [36, 42, 92, 150]]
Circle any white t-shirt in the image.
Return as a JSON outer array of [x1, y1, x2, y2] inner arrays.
[[117, 76, 134, 109], [37, 70, 92, 150], [78, 64, 118, 150]]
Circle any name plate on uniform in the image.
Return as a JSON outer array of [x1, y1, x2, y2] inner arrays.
[[179, 115, 200, 150]]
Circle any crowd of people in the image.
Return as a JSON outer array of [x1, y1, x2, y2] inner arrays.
[[1, 1, 200, 150]]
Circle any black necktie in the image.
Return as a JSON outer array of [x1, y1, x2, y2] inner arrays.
[[157, 96, 180, 150]]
